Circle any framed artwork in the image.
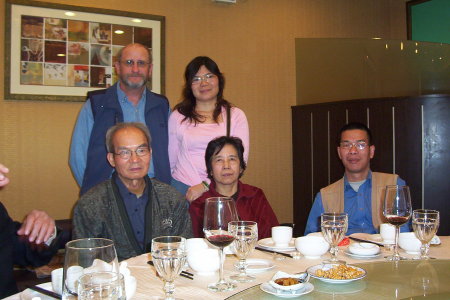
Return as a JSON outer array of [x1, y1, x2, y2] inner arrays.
[[4, 0, 165, 101]]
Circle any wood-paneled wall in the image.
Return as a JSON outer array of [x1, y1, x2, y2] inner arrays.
[[0, 0, 407, 224], [292, 95, 450, 235]]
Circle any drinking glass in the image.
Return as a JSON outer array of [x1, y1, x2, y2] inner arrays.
[[77, 272, 125, 300], [228, 221, 258, 282], [412, 209, 440, 259], [62, 238, 119, 300], [151, 236, 187, 300], [203, 197, 239, 292], [383, 185, 412, 261], [321, 212, 348, 264]]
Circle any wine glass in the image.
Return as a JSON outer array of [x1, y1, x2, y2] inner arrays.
[[412, 209, 440, 260], [62, 238, 119, 300], [321, 212, 348, 264], [228, 221, 258, 282], [383, 185, 412, 261], [77, 271, 126, 300], [203, 197, 239, 292], [151, 236, 187, 300]]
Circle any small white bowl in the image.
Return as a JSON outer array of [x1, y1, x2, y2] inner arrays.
[[269, 271, 310, 291], [348, 243, 380, 256], [398, 232, 422, 254], [187, 248, 220, 275], [295, 236, 329, 259]]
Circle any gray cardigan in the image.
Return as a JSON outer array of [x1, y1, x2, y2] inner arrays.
[[73, 175, 193, 260]]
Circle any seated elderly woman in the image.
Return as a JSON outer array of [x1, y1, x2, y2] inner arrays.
[[189, 136, 279, 239]]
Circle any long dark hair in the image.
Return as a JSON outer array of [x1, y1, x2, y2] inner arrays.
[[174, 56, 231, 124]]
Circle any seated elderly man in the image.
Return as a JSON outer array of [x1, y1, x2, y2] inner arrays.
[[73, 123, 192, 260], [0, 163, 59, 298], [189, 136, 279, 239]]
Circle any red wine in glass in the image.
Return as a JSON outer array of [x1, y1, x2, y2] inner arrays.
[[207, 234, 235, 248], [385, 215, 410, 226]]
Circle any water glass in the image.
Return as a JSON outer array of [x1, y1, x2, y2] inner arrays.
[[412, 209, 440, 259], [321, 212, 348, 264], [77, 272, 125, 300], [151, 236, 187, 300], [228, 221, 258, 282], [63, 238, 119, 300]]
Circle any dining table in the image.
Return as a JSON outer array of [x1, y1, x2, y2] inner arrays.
[[7, 234, 450, 300]]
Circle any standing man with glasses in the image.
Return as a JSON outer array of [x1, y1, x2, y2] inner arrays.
[[70, 43, 171, 195], [304, 122, 409, 235], [73, 123, 192, 260]]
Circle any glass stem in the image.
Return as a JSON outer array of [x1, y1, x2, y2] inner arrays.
[[218, 248, 225, 283], [420, 242, 430, 259], [238, 258, 247, 276], [163, 281, 175, 300], [393, 226, 400, 258]]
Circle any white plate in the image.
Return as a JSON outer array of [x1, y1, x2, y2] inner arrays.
[[257, 238, 296, 251], [20, 282, 55, 300], [369, 234, 395, 245], [344, 249, 382, 259], [235, 259, 274, 273], [307, 264, 366, 284], [260, 282, 314, 298]]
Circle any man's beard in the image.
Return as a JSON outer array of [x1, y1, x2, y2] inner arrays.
[[120, 74, 148, 89]]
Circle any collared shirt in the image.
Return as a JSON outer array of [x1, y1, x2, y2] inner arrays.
[[69, 82, 155, 186], [114, 175, 149, 250], [304, 171, 410, 235]]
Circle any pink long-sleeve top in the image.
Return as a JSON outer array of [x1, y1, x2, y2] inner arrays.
[[168, 106, 250, 187]]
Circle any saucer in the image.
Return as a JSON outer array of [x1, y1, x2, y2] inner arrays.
[[234, 259, 274, 273], [344, 249, 382, 259], [257, 238, 296, 251], [260, 282, 314, 298]]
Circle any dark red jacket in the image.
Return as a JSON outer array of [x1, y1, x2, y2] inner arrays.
[[189, 181, 279, 239]]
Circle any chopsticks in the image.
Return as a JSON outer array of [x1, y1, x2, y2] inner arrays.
[[147, 261, 194, 280], [255, 246, 293, 258], [26, 285, 61, 299], [349, 236, 385, 247]]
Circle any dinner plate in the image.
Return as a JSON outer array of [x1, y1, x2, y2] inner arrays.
[[257, 238, 296, 252], [260, 282, 314, 298], [235, 258, 275, 273], [344, 249, 382, 259], [20, 282, 55, 300], [307, 264, 367, 284]]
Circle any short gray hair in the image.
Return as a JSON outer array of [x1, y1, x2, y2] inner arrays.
[[116, 43, 152, 64], [105, 122, 151, 153]]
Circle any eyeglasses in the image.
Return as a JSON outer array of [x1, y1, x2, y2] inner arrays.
[[121, 59, 150, 68], [339, 141, 368, 150], [191, 73, 216, 85], [113, 147, 150, 160]]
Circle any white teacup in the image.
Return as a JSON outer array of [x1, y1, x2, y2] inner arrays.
[[51, 268, 63, 295], [271, 226, 293, 247], [380, 223, 396, 244]]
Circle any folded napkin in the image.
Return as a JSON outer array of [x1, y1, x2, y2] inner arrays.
[[120, 262, 137, 300]]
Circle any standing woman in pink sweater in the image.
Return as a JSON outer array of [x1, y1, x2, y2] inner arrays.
[[169, 56, 249, 202]]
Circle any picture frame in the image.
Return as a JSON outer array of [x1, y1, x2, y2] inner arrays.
[[4, 0, 165, 101]]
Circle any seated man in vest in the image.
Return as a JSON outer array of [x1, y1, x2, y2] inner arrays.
[[304, 122, 410, 235], [70, 43, 171, 195], [73, 123, 192, 260]]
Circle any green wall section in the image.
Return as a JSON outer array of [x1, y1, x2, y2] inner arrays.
[[411, 0, 450, 44]]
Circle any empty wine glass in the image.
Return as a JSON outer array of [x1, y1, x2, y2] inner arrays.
[[62, 238, 119, 300], [412, 209, 440, 260], [228, 221, 258, 282], [151, 236, 187, 300], [321, 212, 348, 264], [203, 197, 239, 292], [383, 185, 412, 261], [77, 272, 126, 300]]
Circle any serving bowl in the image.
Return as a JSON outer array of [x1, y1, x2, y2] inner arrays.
[[295, 235, 329, 259], [398, 232, 422, 254]]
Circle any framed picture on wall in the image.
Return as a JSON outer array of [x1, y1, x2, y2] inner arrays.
[[4, 0, 165, 101]]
